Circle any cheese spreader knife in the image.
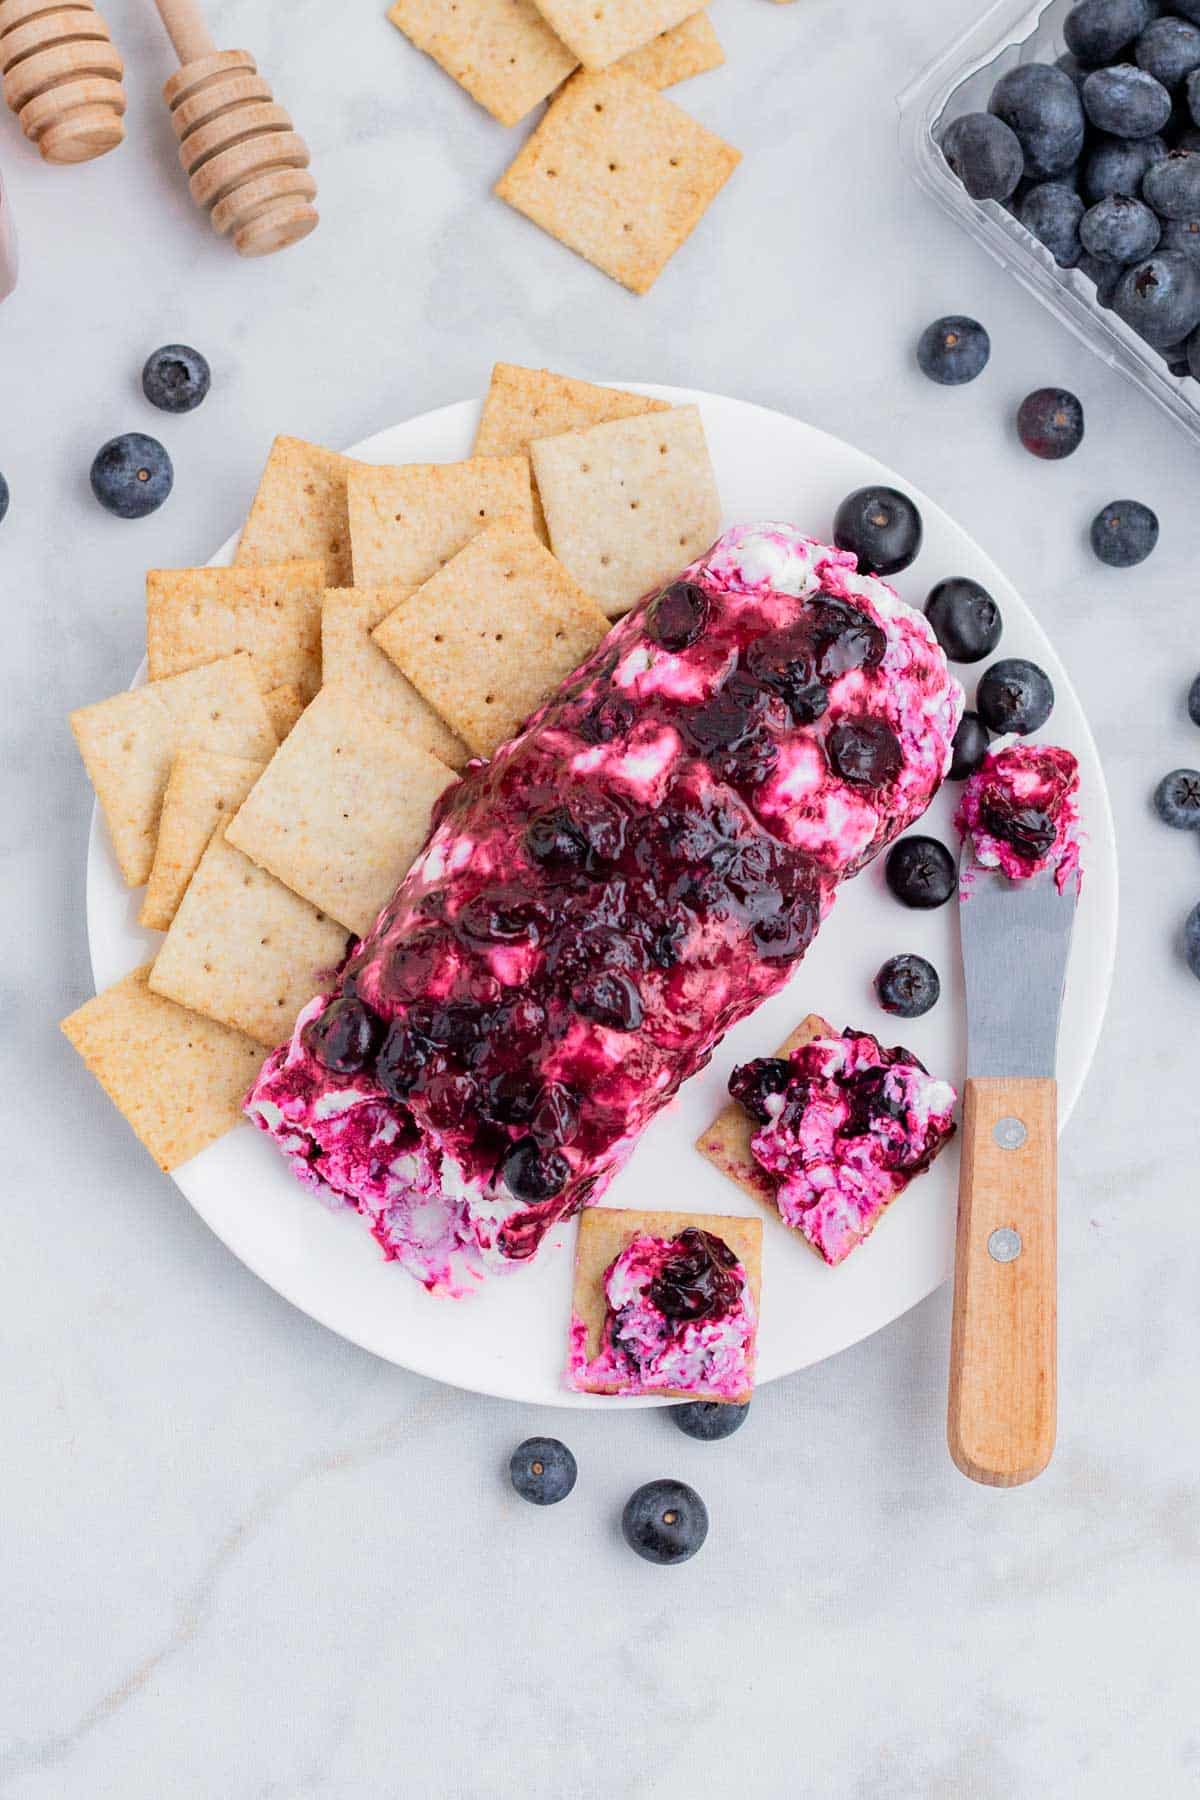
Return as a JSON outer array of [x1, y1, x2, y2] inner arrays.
[[947, 845, 1078, 1488]]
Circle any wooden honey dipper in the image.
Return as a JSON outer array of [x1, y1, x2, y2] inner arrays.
[[151, 0, 317, 258], [0, 0, 126, 164]]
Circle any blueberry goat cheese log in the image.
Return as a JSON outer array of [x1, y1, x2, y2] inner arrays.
[[247, 524, 964, 1296]]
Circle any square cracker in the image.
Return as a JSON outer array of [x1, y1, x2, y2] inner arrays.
[[149, 826, 351, 1048], [371, 512, 610, 757], [263, 682, 308, 742], [70, 654, 277, 889], [530, 404, 721, 615], [146, 560, 324, 701], [532, 0, 701, 70], [695, 1014, 830, 1205], [494, 68, 740, 295], [139, 750, 266, 933], [322, 587, 467, 769], [571, 1205, 763, 1401], [473, 362, 670, 540], [225, 685, 457, 940], [347, 456, 533, 589], [60, 965, 265, 1172], [619, 13, 723, 88], [387, 0, 576, 127], [235, 436, 360, 587]]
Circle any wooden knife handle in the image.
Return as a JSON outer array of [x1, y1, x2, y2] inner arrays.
[[947, 1076, 1057, 1488]]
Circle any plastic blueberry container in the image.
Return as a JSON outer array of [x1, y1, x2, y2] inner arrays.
[[899, 0, 1200, 445]]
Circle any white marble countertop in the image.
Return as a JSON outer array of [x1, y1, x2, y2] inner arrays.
[[2, 0, 1198, 1794]]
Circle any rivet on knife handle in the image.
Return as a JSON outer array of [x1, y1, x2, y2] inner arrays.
[[947, 1076, 1058, 1488]]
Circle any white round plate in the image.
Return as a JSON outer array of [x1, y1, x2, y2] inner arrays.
[[87, 385, 1117, 1406]]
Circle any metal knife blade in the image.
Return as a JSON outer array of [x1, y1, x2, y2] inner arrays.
[[959, 846, 1078, 1080]]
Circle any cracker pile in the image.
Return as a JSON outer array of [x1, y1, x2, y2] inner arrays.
[[63, 361, 723, 1174], [386, 0, 741, 292]]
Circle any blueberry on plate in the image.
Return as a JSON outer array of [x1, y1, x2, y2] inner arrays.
[[509, 1437, 577, 1505], [1018, 181, 1085, 266], [942, 113, 1025, 200], [621, 1479, 708, 1564], [925, 577, 1003, 662], [1065, 0, 1153, 66], [916, 315, 991, 385], [1184, 901, 1200, 978], [989, 64, 1086, 178], [1113, 251, 1200, 344], [976, 657, 1056, 734], [1017, 387, 1085, 458], [1090, 498, 1160, 564], [1137, 15, 1200, 89], [671, 1401, 750, 1441], [1154, 767, 1200, 826], [885, 835, 957, 909], [1083, 64, 1173, 139], [1082, 131, 1167, 202], [1144, 148, 1200, 215], [89, 433, 173, 518], [1080, 193, 1162, 262], [949, 711, 991, 780], [1187, 671, 1200, 725], [0, 469, 8, 525], [141, 343, 211, 414], [875, 953, 941, 1019], [833, 485, 923, 576]]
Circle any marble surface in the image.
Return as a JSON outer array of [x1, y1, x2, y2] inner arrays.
[[2, 0, 1198, 1794]]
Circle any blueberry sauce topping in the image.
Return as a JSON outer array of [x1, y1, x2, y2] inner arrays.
[[302, 996, 383, 1075], [646, 1227, 742, 1324], [728, 1055, 793, 1123], [246, 525, 964, 1295]]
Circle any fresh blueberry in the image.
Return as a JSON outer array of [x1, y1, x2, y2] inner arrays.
[[1188, 671, 1200, 724], [833, 485, 923, 575], [509, 1437, 577, 1505], [942, 112, 1025, 200], [1080, 193, 1161, 261], [141, 343, 211, 414], [1154, 767, 1200, 825], [1017, 387, 1085, 458], [1137, 15, 1200, 87], [302, 996, 384, 1075], [925, 577, 1003, 662], [826, 718, 903, 789], [1077, 251, 1125, 304], [89, 433, 173, 518], [1083, 64, 1173, 138], [1144, 147, 1200, 213], [621, 1479, 708, 1565], [989, 64, 1086, 178], [1113, 251, 1200, 344], [647, 580, 709, 651], [1082, 131, 1167, 201], [875, 953, 941, 1019], [976, 657, 1056, 734], [885, 836, 957, 909], [671, 1400, 750, 1441], [949, 711, 991, 780], [0, 470, 7, 525], [1090, 498, 1160, 564], [502, 1136, 570, 1201], [1184, 901, 1200, 977], [1018, 181, 1085, 265], [1161, 215, 1200, 260], [1065, 0, 1153, 65], [916, 315, 991, 385]]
